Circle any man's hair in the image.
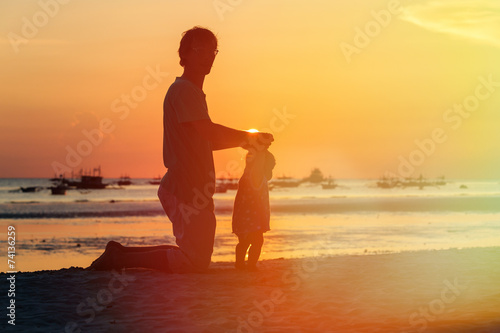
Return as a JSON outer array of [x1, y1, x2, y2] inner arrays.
[[178, 26, 218, 67]]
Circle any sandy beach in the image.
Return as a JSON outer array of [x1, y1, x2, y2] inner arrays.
[[2, 246, 499, 333]]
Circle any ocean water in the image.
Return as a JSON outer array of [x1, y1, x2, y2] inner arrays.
[[1, 178, 499, 271]]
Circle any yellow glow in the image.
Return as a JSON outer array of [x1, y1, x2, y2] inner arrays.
[[247, 129, 259, 133], [0, 0, 499, 179]]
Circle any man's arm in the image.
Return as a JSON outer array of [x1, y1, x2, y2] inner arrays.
[[211, 141, 237, 151], [211, 137, 243, 151], [185, 119, 273, 151]]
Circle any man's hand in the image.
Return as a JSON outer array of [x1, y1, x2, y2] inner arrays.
[[243, 132, 274, 151]]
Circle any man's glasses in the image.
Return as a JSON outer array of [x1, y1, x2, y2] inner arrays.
[[192, 47, 219, 56]]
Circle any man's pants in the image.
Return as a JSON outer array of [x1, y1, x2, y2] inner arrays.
[[158, 184, 216, 273]]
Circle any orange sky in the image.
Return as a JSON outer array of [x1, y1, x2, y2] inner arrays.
[[1, 0, 500, 179]]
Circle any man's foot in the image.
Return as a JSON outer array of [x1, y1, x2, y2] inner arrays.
[[86, 241, 123, 271], [235, 261, 246, 271], [106, 240, 125, 251]]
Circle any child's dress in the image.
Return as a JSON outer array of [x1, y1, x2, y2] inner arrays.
[[232, 149, 275, 236]]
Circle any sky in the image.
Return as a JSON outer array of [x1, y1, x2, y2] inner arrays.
[[1, 0, 500, 179]]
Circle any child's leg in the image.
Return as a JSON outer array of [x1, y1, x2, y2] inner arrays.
[[247, 232, 264, 269], [235, 233, 250, 269]]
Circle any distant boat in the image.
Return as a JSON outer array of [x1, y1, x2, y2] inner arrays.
[[50, 184, 68, 195], [303, 168, 324, 184], [400, 174, 444, 189], [270, 176, 301, 188], [64, 167, 108, 189], [376, 176, 400, 189], [149, 175, 161, 185], [321, 177, 338, 190], [118, 175, 132, 186], [68, 175, 107, 189], [217, 177, 239, 190], [50, 176, 68, 195], [20, 186, 44, 193], [377, 175, 447, 189]]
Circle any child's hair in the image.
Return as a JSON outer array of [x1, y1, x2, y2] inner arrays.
[[244, 149, 275, 187]]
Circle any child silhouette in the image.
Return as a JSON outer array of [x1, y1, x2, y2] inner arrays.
[[232, 147, 276, 271]]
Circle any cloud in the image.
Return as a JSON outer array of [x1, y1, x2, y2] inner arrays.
[[400, 0, 500, 47]]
